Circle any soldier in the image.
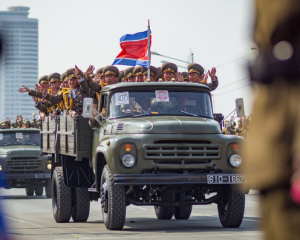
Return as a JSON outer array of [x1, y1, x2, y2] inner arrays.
[[118, 70, 126, 82], [182, 72, 189, 82], [133, 66, 144, 82], [60, 72, 68, 89], [48, 72, 63, 116], [161, 62, 177, 82], [235, 120, 244, 136], [155, 68, 164, 82], [0, 121, 10, 129], [142, 66, 157, 82], [188, 63, 219, 90], [241, 1, 300, 239], [22, 119, 31, 128], [124, 67, 135, 82]]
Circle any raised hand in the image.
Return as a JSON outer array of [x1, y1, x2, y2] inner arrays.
[[6, 117, 11, 123], [73, 65, 81, 78], [19, 85, 31, 93], [208, 67, 217, 80], [32, 112, 36, 118], [40, 112, 46, 121], [200, 73, 208, 84], [176, 72, 184, 82], [20, 115, 23, 121], [85, 65, 95, 79], [70, 111, 78, 118], [35, 84, 41, 91]]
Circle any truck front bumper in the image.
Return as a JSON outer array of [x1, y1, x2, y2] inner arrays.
[[1, 173, 51, 180], [114, 173, 245, 185]]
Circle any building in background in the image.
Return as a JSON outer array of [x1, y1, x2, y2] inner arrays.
[[0, 6, 38, 121]]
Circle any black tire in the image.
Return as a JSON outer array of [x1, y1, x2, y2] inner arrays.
[[52, 166, 72, 223], [35, 186, 44, 196], [72, 188, 90, 222], [25, 187, 34, 196], [100, 165, 126, 230], [45, 179, 52, 198], [218, 185, 245, 228], [174, 193, 192, 220], [154, 191, 174, 220]]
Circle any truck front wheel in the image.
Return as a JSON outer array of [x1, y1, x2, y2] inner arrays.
[[100, 165, 126, 230], [52, 166, 72, 223], [217, 185, 245, 228], [45, 179, 52, 198], [25, 187, 34, 196], [174, 193, 192, 220], [72, 188, 90, 222], [154, 191, 174, 220]]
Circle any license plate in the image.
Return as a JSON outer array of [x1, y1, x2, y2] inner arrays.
[[35, 173, 51, 179], [207, 174, 245, 184]]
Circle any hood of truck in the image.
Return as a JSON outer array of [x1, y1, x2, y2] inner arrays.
[[107, 116, 221, 134], [0, 145, 42, 156]]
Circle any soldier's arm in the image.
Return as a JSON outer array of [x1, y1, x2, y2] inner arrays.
[[42, 92, 63, 105], [205, 76, 219, 91], [34, 102, 49, 114], [84, 76, 102, 92], [28, 90, 44, 98]]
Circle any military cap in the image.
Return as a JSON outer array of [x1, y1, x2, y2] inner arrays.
[[161, 62, 178, 74], [133, 66, 143, 76], [39, 75, 49, 85], [187, 63, 204, 76], [22, 119, 30, 125], [141, 66, 158, 77], [60, 72, 66, 82], [96, 67, 104, 76], [0, 121, 10, 129], [103, 65, 119, 77], [66, 68, 83, 79], [182, 72, 189, 81], [117, 71, 125, 82], [155, 70, 163, 82], [11, 122, 17, 128], [124, 67, 134, 78], [48, 72, 61, 83]]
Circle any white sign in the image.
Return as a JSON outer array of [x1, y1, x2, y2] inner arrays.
[[115, 92, 129, 105], [0, 133, 3, 140], [155, 90, 169, 102], [16, 133, 23, 139]]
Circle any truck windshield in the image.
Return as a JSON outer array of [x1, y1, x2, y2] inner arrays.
[[0, 132, 41, 147], [109, 90, 213, 119]]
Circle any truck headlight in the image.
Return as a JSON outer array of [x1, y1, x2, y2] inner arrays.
[[47, 164, 52, 170], [121, 154, 136, 168], [229, 154, 242, 167], [0, 165, 2, 171]]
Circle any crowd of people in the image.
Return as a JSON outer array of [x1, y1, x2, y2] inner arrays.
[[1, 62, 218, 123], [0, 114, 41, 129], [222, 115, 251, 138]]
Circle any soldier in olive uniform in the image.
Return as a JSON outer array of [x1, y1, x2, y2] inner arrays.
[[182, 72, 189, 82], [22, 119, 31, 128], [188, 63, 219, 90], [155, 68, 164, 82], [0, 121, 10, 129], [124, 67, 135, 82], [142, 66, 157, 82], [241, 1, 300, 239], [60, 72, 68, 89], [118, 70, 126, 82], [133, 66, 144, 82], [161, 62, 177, 82]]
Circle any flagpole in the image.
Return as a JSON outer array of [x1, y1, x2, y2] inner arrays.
[[147, 19, 151, 80]]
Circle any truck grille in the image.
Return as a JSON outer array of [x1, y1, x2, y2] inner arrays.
[[144, 140, 221, 162], [7, 157, 42, 172]]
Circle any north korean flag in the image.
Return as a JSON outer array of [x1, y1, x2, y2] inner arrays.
[[112, 30, 152, 67]]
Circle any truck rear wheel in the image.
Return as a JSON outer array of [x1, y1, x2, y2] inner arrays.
[[174, 193, 192, 220], [218, 185, 245, 228], [25, 187, 34, 196], [35, 186, 43, 196], [45, 179, 52, 198], [72, 188, 90, 222], [154, 191, 174, 220], [52, 166, 72, 223], [100, 165, 126, 230]]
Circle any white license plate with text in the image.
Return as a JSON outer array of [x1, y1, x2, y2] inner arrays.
[[207, 174, 245, 184]]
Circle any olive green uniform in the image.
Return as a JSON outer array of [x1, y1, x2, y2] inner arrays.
[[242, 1, 300, 239]]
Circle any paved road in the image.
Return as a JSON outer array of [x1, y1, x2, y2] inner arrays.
[[0, 188, 262, 240]]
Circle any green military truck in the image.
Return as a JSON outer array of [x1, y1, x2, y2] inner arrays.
[[44, 82, 246, 230], [0, 128, 52, 197]]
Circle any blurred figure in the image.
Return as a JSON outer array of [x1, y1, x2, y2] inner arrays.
[[243, 1, 300, 239]]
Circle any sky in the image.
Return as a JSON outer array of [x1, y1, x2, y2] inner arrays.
[[0, 0, 256, 118]]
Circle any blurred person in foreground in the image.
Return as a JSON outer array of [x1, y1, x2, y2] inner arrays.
[[242, 1, 300, 239]]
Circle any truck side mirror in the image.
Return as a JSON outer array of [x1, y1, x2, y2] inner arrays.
[[235, 98, 245, 118], [82, 98, 93, 118]]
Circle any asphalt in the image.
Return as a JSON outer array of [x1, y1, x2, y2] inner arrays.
[[0, 188, 262, 240]]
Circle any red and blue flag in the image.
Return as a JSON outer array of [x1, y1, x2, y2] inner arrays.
[[112, 30, 152, 67]]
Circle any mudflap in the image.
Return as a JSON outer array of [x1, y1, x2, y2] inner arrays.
[[62, 155, 95, 188]]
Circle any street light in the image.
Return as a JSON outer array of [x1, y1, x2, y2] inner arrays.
[[152, 51, 193, 64]]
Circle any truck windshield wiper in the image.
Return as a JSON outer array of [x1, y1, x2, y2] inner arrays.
[[132, 112, 154, 118], [179, 110, 209, 118]]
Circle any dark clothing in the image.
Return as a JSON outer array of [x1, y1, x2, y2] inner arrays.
[[204, 77, 219, 91]]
